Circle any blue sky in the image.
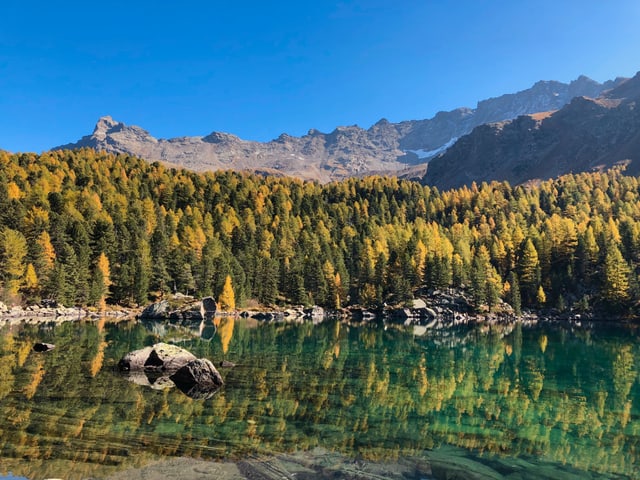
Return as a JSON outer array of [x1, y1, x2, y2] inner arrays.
[[1, 0, 639, 152]]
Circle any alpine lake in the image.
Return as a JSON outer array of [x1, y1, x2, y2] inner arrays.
[[0, 314, 639, 480]]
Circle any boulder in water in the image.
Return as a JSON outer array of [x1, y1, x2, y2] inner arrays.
[[170, 358, 224, 399], [118, 343, 223, 399], [117, 342, 196, 372]]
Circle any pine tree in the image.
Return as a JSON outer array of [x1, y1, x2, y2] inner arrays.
[[518, 239, 540, 306], [470, 249, 488, 307], [506, 271, 522, 315], [602, 243, 631, 307]]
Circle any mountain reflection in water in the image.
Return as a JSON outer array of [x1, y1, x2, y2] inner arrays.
[[0, 317, 638, 479]]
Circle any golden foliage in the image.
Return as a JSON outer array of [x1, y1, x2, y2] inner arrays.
[[218, 275, 236, 312]]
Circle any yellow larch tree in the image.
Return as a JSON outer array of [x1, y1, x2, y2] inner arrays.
[[96, 252, 111, 309], [218, 275, 236, 312]]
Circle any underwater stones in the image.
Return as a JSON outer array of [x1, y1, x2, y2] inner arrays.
[[425, 448, 503, 480]]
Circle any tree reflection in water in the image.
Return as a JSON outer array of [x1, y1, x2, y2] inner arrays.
[[0, 317, 638, 479]]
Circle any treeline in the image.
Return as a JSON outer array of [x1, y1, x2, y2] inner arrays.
[[0, 148, 638, 313]]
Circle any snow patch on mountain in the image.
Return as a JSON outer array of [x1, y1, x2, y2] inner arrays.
[[406, 137, 459, 160]]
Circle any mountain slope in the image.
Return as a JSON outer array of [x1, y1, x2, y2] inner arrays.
[[423, 72, 640, 190], [54, 76, 621, 182]]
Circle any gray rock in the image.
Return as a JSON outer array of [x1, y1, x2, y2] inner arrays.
[[182, 306, 203, 321], [117, 342, 196, 372], [412, 298, 427, 309], [140, 300, 170, 319], [304, 306, 324, 318], [169, 358, 224, 399]]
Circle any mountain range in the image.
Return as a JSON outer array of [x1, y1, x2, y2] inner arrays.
[[424, 71, 640, 190], [55, 75, 626, 184]]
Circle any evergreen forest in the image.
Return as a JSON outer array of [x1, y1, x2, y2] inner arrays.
[[0, 148, 638, 314]]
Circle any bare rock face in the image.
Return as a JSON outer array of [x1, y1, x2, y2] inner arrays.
[[424, 72, 640, 190], [54, 76, 622, 183]]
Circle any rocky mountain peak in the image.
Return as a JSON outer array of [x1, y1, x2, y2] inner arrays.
[[54, 73, 628, 183], [92, 115, 121, 139], [423, 71, 640, 190], [202, 131, 240, 144], [603, 71, 640, 101]]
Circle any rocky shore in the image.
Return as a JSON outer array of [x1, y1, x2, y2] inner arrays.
[[0, 286, 601, 328], [135, 288, 551, 328], [0, 300, 132, 323]]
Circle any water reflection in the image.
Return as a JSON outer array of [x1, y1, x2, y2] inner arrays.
[[0, 317, 638, 479]]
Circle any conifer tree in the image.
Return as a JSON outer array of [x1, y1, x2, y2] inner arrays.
[[518, 239, 541, 306], [602, 243, 631, 307], [218, 275, 236, 311], [506, 271, 522, 315]]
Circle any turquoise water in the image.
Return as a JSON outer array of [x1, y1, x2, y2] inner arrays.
[[0, 317, 638, 479]]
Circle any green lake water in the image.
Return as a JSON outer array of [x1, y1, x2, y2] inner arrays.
[[0, 316, 638, 479]]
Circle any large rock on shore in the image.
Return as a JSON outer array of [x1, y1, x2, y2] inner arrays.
[[139, 297, 216, 322], [139, 300, 170, 319]]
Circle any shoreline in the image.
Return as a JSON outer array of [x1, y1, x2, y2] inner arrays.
[[2, 288, 638, 326]]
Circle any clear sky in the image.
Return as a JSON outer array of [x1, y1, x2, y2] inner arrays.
[[1, 0, 639, 153]]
